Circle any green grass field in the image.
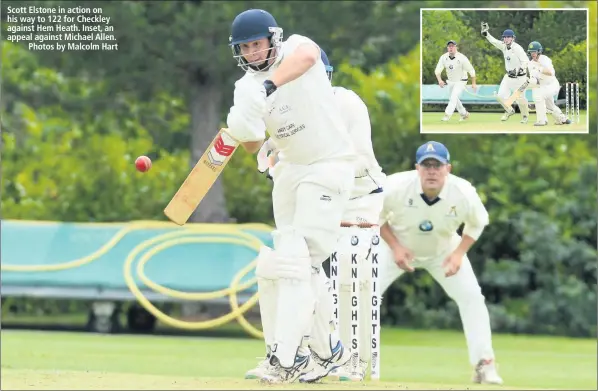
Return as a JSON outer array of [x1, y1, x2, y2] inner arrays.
[[421, 111, 589, 133], [1, 328, 596, 390]]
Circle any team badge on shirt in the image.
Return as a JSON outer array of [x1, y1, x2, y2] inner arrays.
[[419, 220, 434, 232], [447, 206, 458, 217]]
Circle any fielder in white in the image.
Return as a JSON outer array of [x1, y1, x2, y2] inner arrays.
[[525, 41, 571, 126], [480, 24, 531, 123], [434, 40, 477, 122], [226, 9, 356, 384], [376, 141, 503, 385], [252, 50, 386, 383]]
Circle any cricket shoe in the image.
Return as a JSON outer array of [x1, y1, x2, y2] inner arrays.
[[441, 114, 451, 122], [501, 109, 515, 121], [299, 341, 351, 383], [244, 354, 272, 379], [259, 353, 314, 384], [328, 357, 368, 382], [534, 120, 548, 126], [472, 358, 503, 385], [520, 115, 528, 124], [459, 111, 470, 122]]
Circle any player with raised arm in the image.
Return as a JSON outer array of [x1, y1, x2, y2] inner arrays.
[[434, 40, 477, 123], [375, 141, 503, 385], [481, 24, 531, 123], [253, 50, 386, 383], [226, 9, 356, 384], [525, 41, 571, 126]]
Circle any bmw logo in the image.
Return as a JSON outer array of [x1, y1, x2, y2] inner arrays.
[[449, 65, 453, 69], [419, 220, 434, 232], [507, 56, 510, 60], [372, 235, 380, 245], [351, 236, 359, 245]]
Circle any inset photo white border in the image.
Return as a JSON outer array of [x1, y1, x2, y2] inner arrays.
[[419, 7, 590, 134]]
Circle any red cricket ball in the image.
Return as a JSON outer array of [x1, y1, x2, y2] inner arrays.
[[135, 156, 152, 172]]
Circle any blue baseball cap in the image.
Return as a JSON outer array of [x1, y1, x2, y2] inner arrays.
[[416, 141, 450, 164]]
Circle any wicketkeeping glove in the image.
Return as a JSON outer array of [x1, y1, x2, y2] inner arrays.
[[481, 22, 489, 36]]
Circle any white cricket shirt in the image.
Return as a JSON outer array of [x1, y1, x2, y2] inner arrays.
[[244, 34, 355, 166], [380, 170, 489, 260], [332, 86, 385, 196], [528, 54, 558, 85], [485, 34, 529, 73], [434, 52, 476, 82]]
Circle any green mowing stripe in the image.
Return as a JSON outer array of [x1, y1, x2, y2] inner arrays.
[[2, 329, 596, 390], [421, 111, 589, 133]]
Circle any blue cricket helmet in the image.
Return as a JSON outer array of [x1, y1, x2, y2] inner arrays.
[[229, 9, 283, 72], [320, 49, 333, 81], [502, 29, 515, 39]]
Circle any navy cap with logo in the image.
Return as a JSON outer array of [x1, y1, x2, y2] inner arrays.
[[416, 141, 450, 164], [446, 40, 457, 46]]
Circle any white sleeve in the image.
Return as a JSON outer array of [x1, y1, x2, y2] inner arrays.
[[282, 34, 320, 57], [379, 174, 405, 226], [485, 33, 505, 51], [462, 185, 489, 240], [541, 56, 555, 75], [434, 55, 444, 76], [379, 188, 395, 226], [226, 78, 267, 142], [342, 90, 371, 173], [462, 55, 476, 78], [516, 45, 529, 71]]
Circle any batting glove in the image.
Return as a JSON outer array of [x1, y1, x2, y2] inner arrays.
[[257, 138, 277, 173]]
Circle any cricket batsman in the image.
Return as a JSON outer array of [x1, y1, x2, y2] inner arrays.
[[481, 23, 531, 123], [526, 41, 571, 126], [375, 141, 503, 385], [434, 40, 477, 122], [252, 50, 386, 383], [226, 9, 356, 384]]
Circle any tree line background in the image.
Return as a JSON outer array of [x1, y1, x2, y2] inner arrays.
[[422, 9, 589, 106], [1, 0, 597, 337]]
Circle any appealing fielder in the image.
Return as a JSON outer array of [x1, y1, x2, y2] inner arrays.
[[376, 141, 503, 385], [226, 9, 356, 383], [525, 41, 571, 126], [481, 24, 531, 123], [253, 50, 386, 383], [434, 40, 477, 122]]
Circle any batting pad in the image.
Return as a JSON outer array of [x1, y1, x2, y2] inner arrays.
[[270, 229, 314, 368], [309, 267, 342, 359]]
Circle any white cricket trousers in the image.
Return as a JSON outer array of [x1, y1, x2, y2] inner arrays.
[[271, 159, 354, 262], [377, 239, 496, 366], [497, 73, 529, 111], [531, 80, 563, 123], [444, 80, 468, 116]]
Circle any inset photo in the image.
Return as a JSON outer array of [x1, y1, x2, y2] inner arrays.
[[420, 8, 589, 133]]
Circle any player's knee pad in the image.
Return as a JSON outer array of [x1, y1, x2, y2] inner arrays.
[[256, 228, 312, 281]]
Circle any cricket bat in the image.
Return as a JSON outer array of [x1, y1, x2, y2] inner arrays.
[[498, 78, 530, 108], [164, 129, 239, 225]]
